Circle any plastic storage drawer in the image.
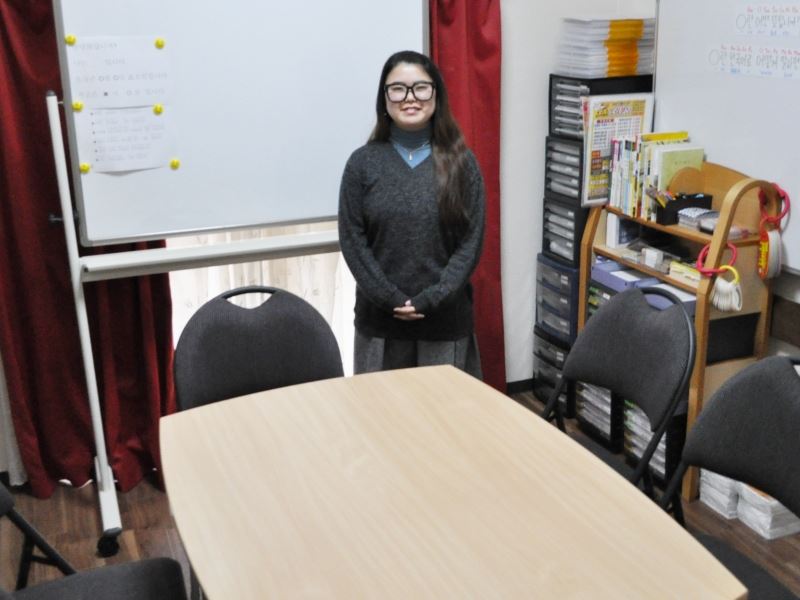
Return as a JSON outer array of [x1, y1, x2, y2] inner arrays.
[[535, 253, 580, 344], [545, 137, 583, 202], [543, 194, 589, 266], [533, 325, 574, 417], [548, 73, 654, 138]]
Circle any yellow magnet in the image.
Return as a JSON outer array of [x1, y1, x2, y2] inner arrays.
[[153, 104, 164, 115], [79, 163, 91, 174], [170, 158, 181, 170], [65, 34, 77, 46], [155, 38, 166, 49], [72, 100, 84, 112]]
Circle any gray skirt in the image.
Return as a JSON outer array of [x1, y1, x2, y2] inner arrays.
[[354, 330, 483, 380]]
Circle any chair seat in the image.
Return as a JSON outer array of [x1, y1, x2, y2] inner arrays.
[[696, 533, 798, 600], [12, 558, 186, 600]]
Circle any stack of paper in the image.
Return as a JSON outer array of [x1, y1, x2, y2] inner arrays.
[[556, 18, 655, 78], [699, 470, 740, 519], [737, 484, 800, 540]]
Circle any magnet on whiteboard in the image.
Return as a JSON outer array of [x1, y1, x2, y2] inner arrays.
[[72, 100, 84, 112], [79, 163, 91, 174], [170, 158, 181, 170], [155, 38, 166, 49], [65, 34, 77, 45], [153, 104, 164, 115]]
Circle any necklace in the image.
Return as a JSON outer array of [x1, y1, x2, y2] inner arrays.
[[396, 140, 430, 161]]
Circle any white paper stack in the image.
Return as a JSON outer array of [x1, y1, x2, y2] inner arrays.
[[737, 484, 800, 540], [699, 470, 739, 519], [556, 17, 655, 78], [624, 402, 667, 478]]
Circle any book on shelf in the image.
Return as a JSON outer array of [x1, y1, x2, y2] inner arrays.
[[652, 144, 705, 193], [582, 93, 654, 207], [637, 131, 690, 220], [608, 131, 704, 221], [668, 260, 702, 285], [605, 212, 640, 249]]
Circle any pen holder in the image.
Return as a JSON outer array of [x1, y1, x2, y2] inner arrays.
[[656, 193, 712, 226]]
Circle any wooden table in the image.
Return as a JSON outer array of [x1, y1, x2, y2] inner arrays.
[[160, 366, 746, 599]]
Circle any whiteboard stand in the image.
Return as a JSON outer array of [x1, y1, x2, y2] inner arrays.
[[45, 92, 340, 555], [46, 91, 122, 556]]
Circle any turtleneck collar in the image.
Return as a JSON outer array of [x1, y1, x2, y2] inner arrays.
[[389, 122, 432, 149]]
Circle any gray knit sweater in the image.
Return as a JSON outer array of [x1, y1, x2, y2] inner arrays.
[[338, 141, 485, 340]]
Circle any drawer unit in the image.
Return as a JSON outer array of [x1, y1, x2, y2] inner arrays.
[[586, 280, 615, 320], [533, 324, 568, 370], [535, 253, 580, 345], [532, 325, 574, 417], [575, 381, 624, 452], [548, 73, 654, 139], [623, 401, 686, 486], [545, 136, 583, 202], [543, 194, 589, 266]]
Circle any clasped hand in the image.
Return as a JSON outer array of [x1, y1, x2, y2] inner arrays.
[[393, 299, 425, 321]]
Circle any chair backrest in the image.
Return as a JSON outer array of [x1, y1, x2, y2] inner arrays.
[[562, 287, 696, 430], [174, 286, 344, 410], [678, 355, 800, 517]]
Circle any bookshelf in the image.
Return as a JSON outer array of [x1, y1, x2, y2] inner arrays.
[[578, 162, 781, 499]]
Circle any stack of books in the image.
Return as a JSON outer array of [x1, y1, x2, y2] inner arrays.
[[700, 471, 800, 539], [700, 470, 740, 519], [737, 484, 800, 540], [556, 17, 655, 78], [608, 130, 705, 221]]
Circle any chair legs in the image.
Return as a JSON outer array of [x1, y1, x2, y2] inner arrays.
[[190, 566, 204, 600], [659, 460, 688, 527], [8, 507, 76, 589], [541, 377, 567, 432]]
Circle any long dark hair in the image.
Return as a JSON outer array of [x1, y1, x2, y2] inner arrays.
[[370, 50, 471, 249]]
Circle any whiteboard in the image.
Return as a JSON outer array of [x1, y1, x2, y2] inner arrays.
[[654, 0, 800, 274], [52, 0, 425, 245]]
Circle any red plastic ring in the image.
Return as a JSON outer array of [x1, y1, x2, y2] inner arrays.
[[696, 242, 738, 276], [759, 183, 790, 224]]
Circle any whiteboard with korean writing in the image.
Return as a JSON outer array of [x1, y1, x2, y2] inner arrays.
[[52, 0, 426, 245], [654, 0, 800, 273]]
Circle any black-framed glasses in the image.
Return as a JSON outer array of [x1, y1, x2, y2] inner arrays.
[[384, 80, 435, 103]]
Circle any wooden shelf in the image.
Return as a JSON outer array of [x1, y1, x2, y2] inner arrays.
[[593, 245, 698, 293], [579, 162, 780, 502], [604, 206, 760, 247]]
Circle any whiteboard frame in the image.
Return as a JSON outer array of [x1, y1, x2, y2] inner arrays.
[[52, 0, 428, 246]]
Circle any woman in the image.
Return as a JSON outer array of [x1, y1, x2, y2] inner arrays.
[[338, 50, 485, 378]]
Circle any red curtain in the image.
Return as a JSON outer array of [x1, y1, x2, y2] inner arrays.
[[0, 1, 175, 498], [431, 1, 506, 390]]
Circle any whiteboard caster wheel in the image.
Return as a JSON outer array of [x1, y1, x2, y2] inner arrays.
[[97, 532, 120, 557]]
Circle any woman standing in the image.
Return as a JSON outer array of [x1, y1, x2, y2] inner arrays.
[[338, 50, 485, 378]]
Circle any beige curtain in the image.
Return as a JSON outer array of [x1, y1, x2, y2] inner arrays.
[[168, 221, 355, 374], [0, 351, 27, 485]]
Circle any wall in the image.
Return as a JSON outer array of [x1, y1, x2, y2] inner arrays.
[[499, 0, 799, 383], [499, 0, 657, 383]]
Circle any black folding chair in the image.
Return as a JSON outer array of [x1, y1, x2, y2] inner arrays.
[[659, 355, 800, 599], [0, 484, 185, 599], [542, 287, 696, 501], [173, 285, 343, 598], [174, 286, 344, 411]]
